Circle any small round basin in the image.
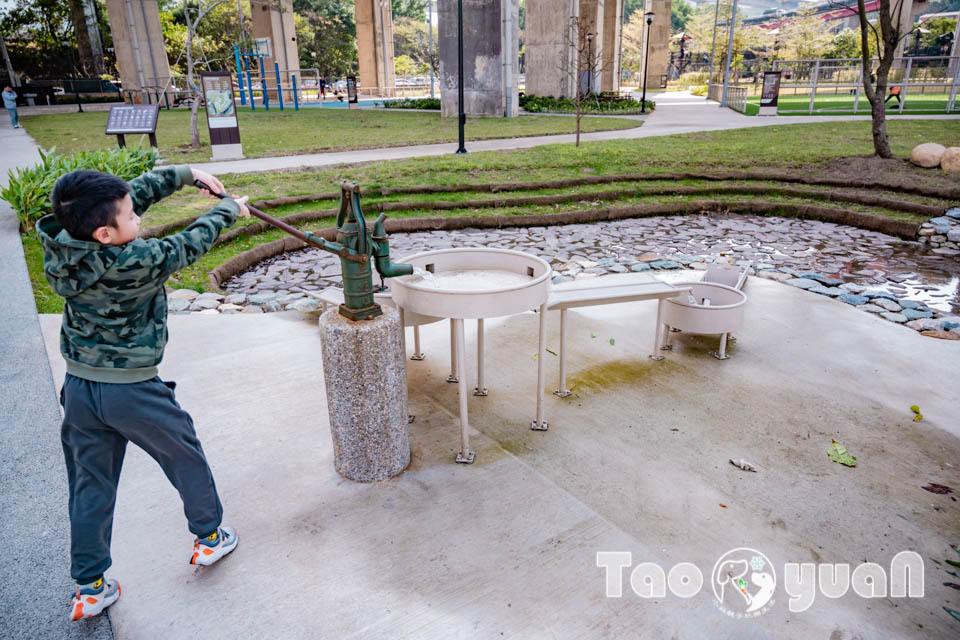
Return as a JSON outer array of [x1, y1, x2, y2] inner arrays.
[[662, 282, 748, 335], [390, 248, 552, 319]]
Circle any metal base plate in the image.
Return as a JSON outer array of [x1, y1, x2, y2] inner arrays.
[[553, 389, 572, 398], [530, 420, 549, 431], [446, 375, 459, 383], [455, 450, 476, 464], [407, 414, 415, 424], [410, 353, 425, 361], [649, 355, 665, 361], [660, 345, 673, 351], [473, 387, 488, 396], [710, 351, 730, 360]]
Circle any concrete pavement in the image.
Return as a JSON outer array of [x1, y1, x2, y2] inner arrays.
[[0, 118, 115, 638], [191, 91, 960, 175], [34, 272, 960, 639]]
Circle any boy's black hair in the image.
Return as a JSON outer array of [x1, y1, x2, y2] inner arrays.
[[51, 170, 130, 241]]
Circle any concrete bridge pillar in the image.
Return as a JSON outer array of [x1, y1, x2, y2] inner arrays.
[[104, 0, 171, 102], [355, 0, 396, 95], [640, 0, 670, 90], [526, 0, 621, 98], [601, 0, 622, 91], [251, 0, 300, 100], [438, 0, 519, 117]]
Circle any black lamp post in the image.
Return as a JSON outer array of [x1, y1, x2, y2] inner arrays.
[[455, 0, 467, 154], [641, 11, 654, 113]]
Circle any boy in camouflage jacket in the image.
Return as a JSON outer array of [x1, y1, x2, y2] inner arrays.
[[36, 165, 249, 621]]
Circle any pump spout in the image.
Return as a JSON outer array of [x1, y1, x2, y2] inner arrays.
[[371, 214, 413, 279]]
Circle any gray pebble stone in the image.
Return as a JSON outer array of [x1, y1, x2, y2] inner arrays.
[[168, 298, 191, 312], [880, 312, 908, 323]]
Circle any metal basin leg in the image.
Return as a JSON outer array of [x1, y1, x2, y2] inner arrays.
[[474, 318, 488, 396], [531, 303, 549, 430], [454, 318, 475, 463], [650, 300, 666, 361], [554, 308, 571, 397], [411, 325, 425, 360], [447, 319, 459, 382]]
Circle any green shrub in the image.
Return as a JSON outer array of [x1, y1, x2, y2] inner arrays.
[[382, 97, 441, 110], [690, 85, 708, 97], [518, 93, 654, 114], [1, 146, 158, 232]]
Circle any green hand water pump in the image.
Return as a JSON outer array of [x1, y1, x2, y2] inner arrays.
[[196, 179, 412, 321]]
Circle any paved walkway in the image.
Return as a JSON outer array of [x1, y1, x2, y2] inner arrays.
[[191, 91, 960, 174], [0, 119, 114, 639]]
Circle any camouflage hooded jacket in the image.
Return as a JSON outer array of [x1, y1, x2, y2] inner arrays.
[[36, 165, 240, 383]]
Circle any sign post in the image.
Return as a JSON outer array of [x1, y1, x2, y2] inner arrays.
[[346, 75, 358, 109], [759, 71, 782, 116], [104, 104, 160, 148], [199, 71, 243, 160]]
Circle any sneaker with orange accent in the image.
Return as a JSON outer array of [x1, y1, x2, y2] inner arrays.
[[70, 577, 120, 621], [189, 526, 238, 566]]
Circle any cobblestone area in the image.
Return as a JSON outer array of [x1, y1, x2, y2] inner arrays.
[[174, 210, 960, 338]]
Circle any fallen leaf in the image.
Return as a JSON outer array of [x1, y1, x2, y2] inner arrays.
[[910, 405, 923, 422], [719, 504, 728, 508], [922, 483, 954, 495], [590, 331, 597, 339], [609, 338, 615, 346], [945, 607, 960, 622], [546, 348, 558, 356], [947, 559, 960, 569], [827, 440, 857, 467], [729, 458, 758, 472], [947, 570, 960, 579], [944, 583, 960, 591]]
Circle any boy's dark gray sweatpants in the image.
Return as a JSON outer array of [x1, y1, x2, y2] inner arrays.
[[60, 373, 223, 582]]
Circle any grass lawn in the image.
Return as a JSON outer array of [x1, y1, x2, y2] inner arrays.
[[20, 119, 960, 313], [746, 92, 960, 116], [18, 107, 640, 164]]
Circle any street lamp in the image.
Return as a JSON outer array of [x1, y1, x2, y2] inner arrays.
[[456, 0, 467, 154], [586, 32, 594, 95], [641, 11, 654, 113]]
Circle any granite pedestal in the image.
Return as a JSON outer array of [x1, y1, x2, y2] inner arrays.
[[319, 306, 410, 481]]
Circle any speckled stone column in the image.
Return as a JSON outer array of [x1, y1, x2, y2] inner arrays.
[[319, 306, 410, 482]]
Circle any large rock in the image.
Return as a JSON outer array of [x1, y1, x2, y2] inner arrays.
[[910, 143, 946, 168], [941, 147, 960, 173]]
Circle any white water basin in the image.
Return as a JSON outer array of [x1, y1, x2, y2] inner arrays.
[[390, 248, 553, 319], [662, 282, 748, 335]]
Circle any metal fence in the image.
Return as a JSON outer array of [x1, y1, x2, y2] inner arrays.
[[708, 56, 960, 114]]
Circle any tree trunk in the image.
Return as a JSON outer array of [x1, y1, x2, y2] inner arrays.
[[186, 4, 201, 149], [575, 98, 581, 147], [67, 0, 96, 75]]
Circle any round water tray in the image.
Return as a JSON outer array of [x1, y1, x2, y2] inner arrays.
[[390, 248, 552, 319], [662, 282, 748, 335]]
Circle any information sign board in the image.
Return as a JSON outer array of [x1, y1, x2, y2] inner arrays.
[[200, 71, 243, 160], [104, 104, 160, 147]]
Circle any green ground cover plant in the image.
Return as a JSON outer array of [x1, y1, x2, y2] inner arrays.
[[382, 97, 441, 110], [2, 146, 157, 232], [519, 93, 654, 114], [18, 107, 638, 164]]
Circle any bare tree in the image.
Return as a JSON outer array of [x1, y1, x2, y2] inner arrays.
[[561, 15, 612, 147], [851, 0, 918, 158], [184, 0, 231, 149]]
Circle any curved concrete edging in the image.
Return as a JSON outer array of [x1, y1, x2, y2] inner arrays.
[[207, 200, 921, 291], [144, 169, 950, 241]]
